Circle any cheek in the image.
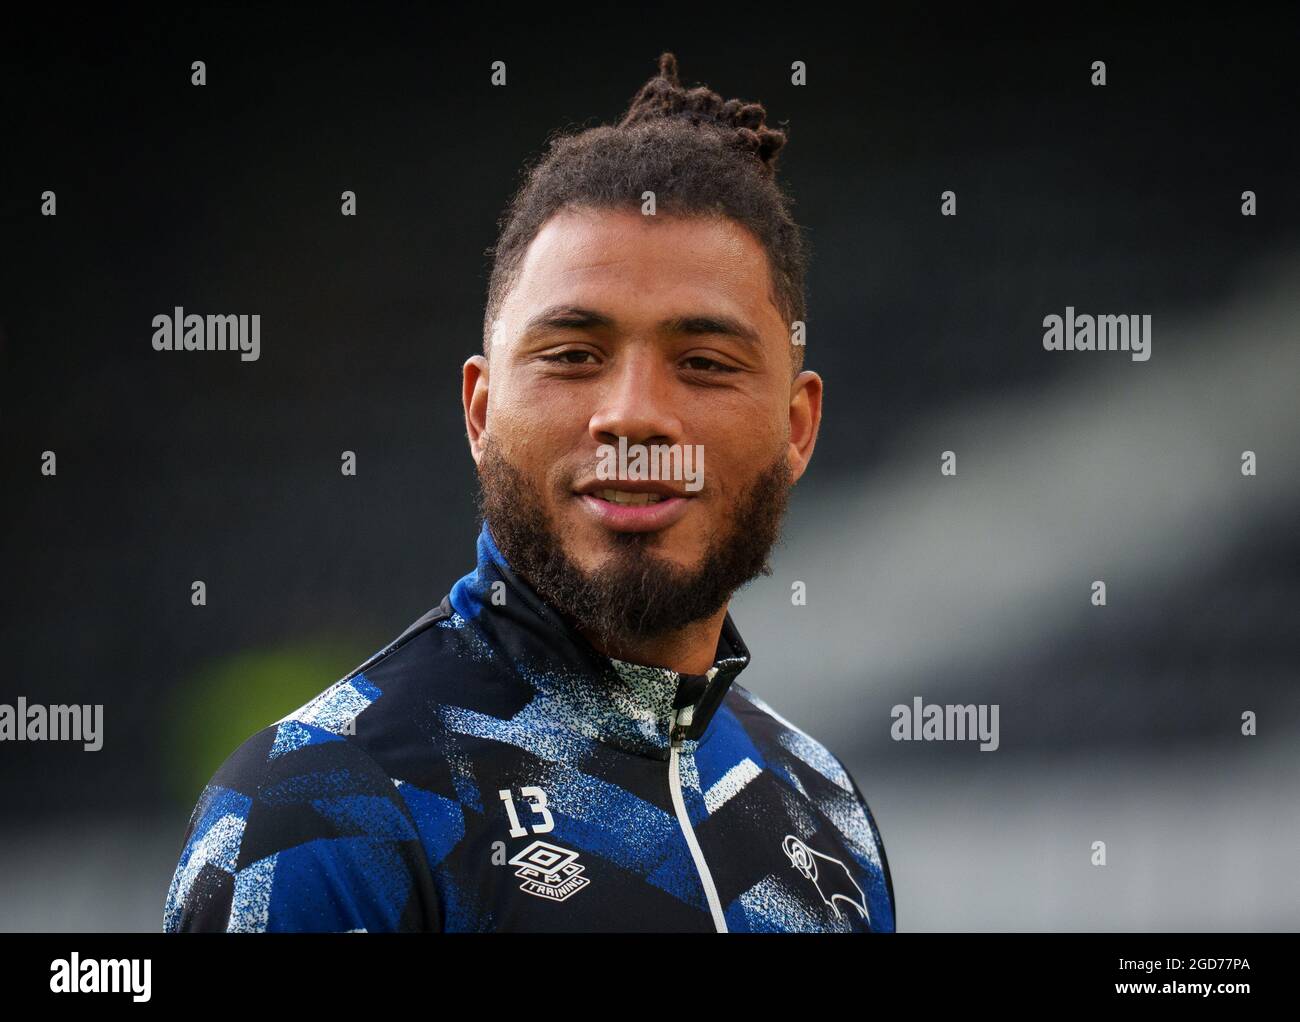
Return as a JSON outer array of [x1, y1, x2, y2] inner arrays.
[[694, 421, 785, 491], [487, 401, 589, 500], [490, 386, 579, 451]]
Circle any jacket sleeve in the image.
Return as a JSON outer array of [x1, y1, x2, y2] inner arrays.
[[163, 720, 440, 932], [844, 764, 897, 931]]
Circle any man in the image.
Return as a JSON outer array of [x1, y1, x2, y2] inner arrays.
[[164, 52, 896, 933]]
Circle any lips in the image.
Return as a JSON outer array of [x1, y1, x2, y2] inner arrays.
[[573, 481, 694, 532], [594, 488, 666, 505]]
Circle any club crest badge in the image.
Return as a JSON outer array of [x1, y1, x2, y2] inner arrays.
[[782, 834, 869, 922]]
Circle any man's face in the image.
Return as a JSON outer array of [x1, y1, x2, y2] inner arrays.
[[464, 206, 821, 647]]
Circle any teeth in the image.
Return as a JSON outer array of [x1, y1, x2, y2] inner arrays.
[[597, 489, 664, 506]]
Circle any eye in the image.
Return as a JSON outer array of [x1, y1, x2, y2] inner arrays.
[[540, 350, 598, 366], [682, 355, 740, 373]]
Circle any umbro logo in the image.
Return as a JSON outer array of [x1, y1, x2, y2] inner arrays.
[[782, 834, 869, 922], [508, 840, 591, 902]]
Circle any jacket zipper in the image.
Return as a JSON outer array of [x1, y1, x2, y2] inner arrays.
[[669, 690, 728, 933]]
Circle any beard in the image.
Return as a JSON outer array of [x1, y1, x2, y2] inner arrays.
[[475, 435, 792, 652]]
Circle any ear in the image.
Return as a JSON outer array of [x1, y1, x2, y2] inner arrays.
[[787, 370, 822, 484], [463, 354, 489, 464]]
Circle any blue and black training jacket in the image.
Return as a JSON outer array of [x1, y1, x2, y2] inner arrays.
[[164, 522, 896, 932]]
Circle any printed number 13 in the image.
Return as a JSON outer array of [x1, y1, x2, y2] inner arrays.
[[499, 786, 554, 837]]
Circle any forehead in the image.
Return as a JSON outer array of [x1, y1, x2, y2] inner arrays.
[[502, 206, 786, 332]]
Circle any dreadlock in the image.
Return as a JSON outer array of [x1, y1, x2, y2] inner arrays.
[[483, 52, 807, 373]]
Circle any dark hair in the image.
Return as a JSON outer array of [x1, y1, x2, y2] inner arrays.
[[483, 52, 807, 373]]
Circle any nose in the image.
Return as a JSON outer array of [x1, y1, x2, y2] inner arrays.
[[587, 346, 683, 448]]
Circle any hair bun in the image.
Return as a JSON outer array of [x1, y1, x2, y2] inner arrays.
[[617, 52, 787, 173]]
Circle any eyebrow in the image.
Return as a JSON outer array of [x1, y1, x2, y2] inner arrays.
[[662, 314, 761, 346], [520, 304, 760, 346], [521, 305, 615, 336]]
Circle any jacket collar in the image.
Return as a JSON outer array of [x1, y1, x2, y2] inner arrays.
[[446, 522, 751, 760]]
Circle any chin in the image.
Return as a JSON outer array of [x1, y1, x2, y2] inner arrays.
[[572, 533, 696, 568]]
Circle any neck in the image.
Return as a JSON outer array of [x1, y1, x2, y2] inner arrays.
[[577, 605, 730, 676]]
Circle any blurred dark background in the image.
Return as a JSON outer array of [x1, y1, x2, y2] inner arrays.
[[2, 6, 1297, 930]]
